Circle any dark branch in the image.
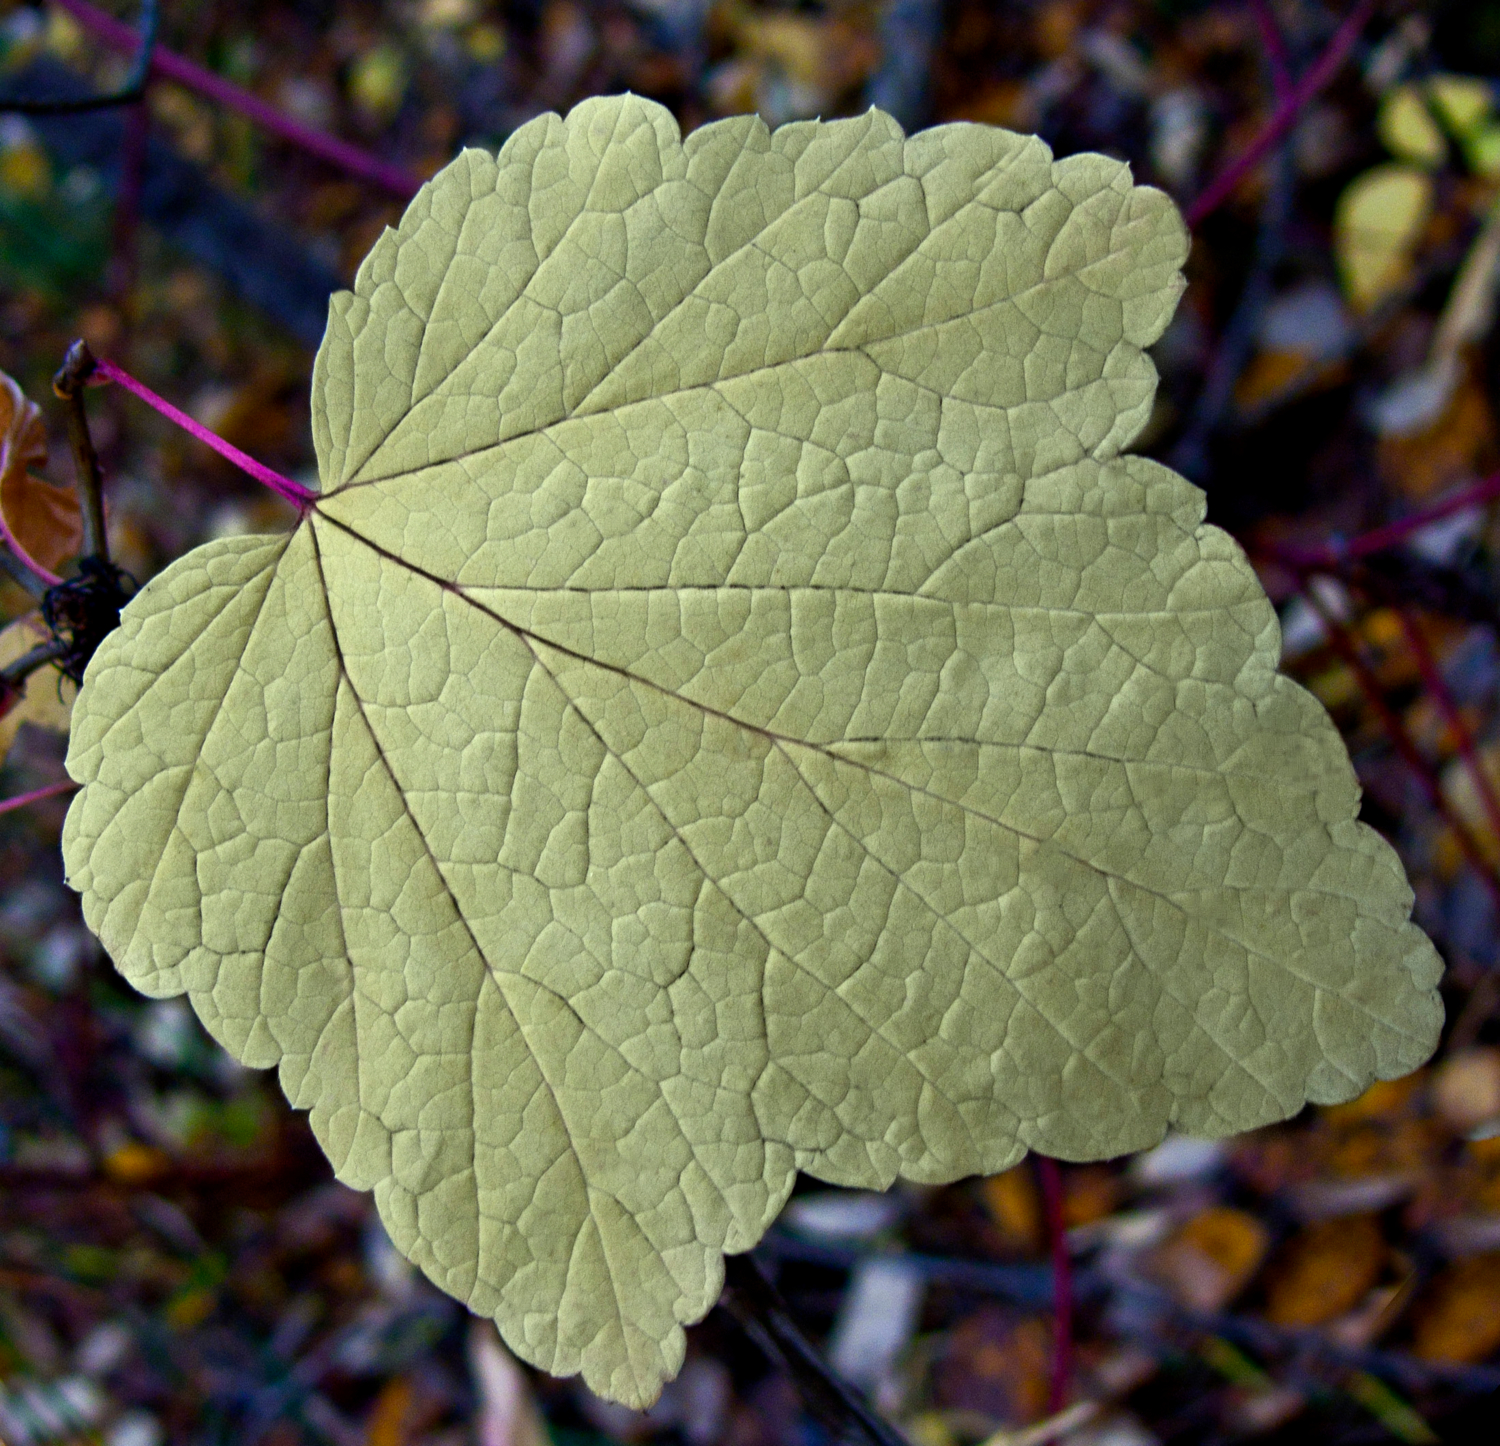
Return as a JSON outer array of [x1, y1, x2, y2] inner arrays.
[[720, 1253, 908, 1446], [53, 339, 108, 565]]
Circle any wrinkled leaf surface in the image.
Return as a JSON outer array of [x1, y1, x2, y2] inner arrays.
[[63, 96, 1442, 1406]]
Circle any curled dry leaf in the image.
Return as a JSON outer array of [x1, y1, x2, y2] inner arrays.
[[0, 613, 75, 765], [0, 371, 83, 582], [61, 96, 1443, 1406]]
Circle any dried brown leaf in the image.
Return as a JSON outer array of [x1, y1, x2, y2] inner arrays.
[[0, 370, 82, 580]]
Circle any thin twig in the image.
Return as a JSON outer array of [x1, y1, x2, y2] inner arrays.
[[759, 1232, 1500, 1395], [0, 0, 157, 116], [52, 341, 109, 565], [720, 1253, 909, 1446], [1250, 0, 1295, 101], [0, 779, 78, 817], [1186, 0, 1376, 228], [0, 637, 70, 689], [1262, 468, 1500, 573], [980, 1401, 1100, 1446], [53, 0, 422, 199], [94, 357, 317, 509], [1396, 606, 1500, 851], [109, 95, 152, 300], [1035, 1155, 1073, 1414], [1297, 581, 1500, 914], [0, 547, 48, 599], [1171, 141, 1294, 478]]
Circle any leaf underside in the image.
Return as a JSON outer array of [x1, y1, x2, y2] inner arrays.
[[63, 96, 1443, 1407]]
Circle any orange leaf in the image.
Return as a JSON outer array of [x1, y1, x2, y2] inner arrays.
[[981, 1166, 1041, 1254], [1149, 1207, 1271, 1312], [0, 370, 82, 582], [1411, 1253, 1500, 1363], [1263, 1215, 1386, 1327], [365, 1376, 414, 1446]]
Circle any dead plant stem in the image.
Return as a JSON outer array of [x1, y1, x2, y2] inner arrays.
[[52, 341, 109, 566]]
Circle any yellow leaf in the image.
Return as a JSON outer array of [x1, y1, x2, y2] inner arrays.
[[1432, 1048, 1500, 1135], [1464, 124, 1500, 179], [1335, 164, 1433, 312], [349, 43, 408, 122], [364, 1376, 415, 1446], [1378, 86, 1446, 168], [61, 96, 1443, 1409], [1148, 1206, 1269, 1312], [981, 1166, 1041, 1254], [1440, 743, 1500, 862], [0, 613, 74, 765], [1428, 75, 1493, 143], [102, 1140, 170, 1184], [0, 134, 50, 198]]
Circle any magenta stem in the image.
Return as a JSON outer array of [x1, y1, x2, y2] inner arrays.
[[54, 0, 422, 199], [1397, 607, 1500, 861], [95, 358, 318, 509], [1185, 0, 1375, 229], [0, 779, 79, 817], [1250, 0, 1295, 102], [1035, 1155, 1072, 1414], [0, 517, 65, 588], [1297, 583, 1500, 914], [1264, 468, 1500, 573]]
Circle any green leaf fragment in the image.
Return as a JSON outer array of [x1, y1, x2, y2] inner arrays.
[[62, 95, 1443, 1407]]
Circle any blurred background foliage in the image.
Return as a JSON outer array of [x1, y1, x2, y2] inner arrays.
[[4, 2, 1500, 1444]]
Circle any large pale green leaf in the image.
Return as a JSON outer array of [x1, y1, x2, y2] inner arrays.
[[62, 95, 1442, 1406]]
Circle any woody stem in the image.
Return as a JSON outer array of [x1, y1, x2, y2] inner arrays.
[[1, 638, 70, 689], [720, 1253, 908, 1446], [52, 341, 110, 565], [0, 548, 47, 599]]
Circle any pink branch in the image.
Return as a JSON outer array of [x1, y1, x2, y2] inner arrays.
[[1186, 0, 1376, 229], [1250, 0, 1295, 102], [1035, 1155, 1073, 1414], [1265, 468, 1500, 573], [0, 779, 78, 817], [0, 516, 65, 588], [53, 0, 422, 199], [1297, 582, 1500, 914], [95, 358, 318, 509], [1397, 607, 1500, 863]]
